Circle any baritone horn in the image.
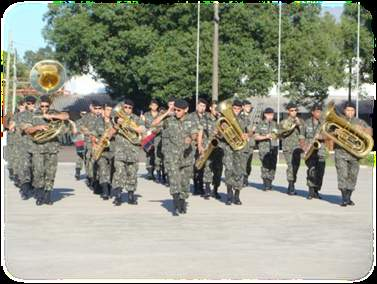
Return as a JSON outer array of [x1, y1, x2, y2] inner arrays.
[[321, 101, 373, 159], [30, 60, 66, 94], [112, 103, 142, 145]]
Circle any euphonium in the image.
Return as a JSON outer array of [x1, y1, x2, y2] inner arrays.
[[113, 103, 142, 145], [216, 100, 247, 151], [30, 119, 67, 144], [321, 101, 373, 159], [279, 117, 301, 138]]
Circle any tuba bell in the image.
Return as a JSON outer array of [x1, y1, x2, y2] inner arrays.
[[216, 100, 247, 151], [113, 103, 142, 145], [30, 60, 66, 95], [321, 101, 373, 159]]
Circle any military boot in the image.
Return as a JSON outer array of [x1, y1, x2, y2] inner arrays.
[[146, 168, 155, 180], [243, 175, 248, 187], [262, 179, 268, 191], [212, 185, 221, 200], [100, 183, 110, 200], [127, 191, 138, 205], [93, 180, 102, 195], [44, 190, 53, 205], [288, 181, 296, 195], [204, 183, 211, 199], [8, 169, 15, 181], [314, 187, 322, 199], [74, 168, 81, 180], [35, 188, 45, 206], [179, 199, 187, 214], [346, 189, 355, 206], [226, 185, 233, 205], [156, 170, 162, 183], [234, 189, 242, 205], [266, 179, 273, 191], [164, 175, 170, 187], [307, 187, 315, 200], [340, 189, 348, 207], [172, 193, 180, 216], [112, 188, 122, 206], [20, 183, 31, 200], [193, 179, 201, 195]]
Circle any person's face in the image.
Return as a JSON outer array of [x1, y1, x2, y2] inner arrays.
[[344, 107, 355, 119], [18, 104, 26, 112], [288, 108, 298, 118], [92, 106, 103, 116], [243, 104, 252, 113], [40, 102, 50, 114], [264, 113, 274, 121], [168, 101, 175, 109], [26, 101, 35, 111], [312, 109, 321, 120], [150, 102, 159, 112], [210, 103, 218, 116], [196, 102, 206, 114], [104, 106, 112, 118], [232, 105, 242, 116], [123, 104, 133, 115], [174, 107, 187, 119]]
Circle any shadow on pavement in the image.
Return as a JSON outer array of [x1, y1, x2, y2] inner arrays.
[[52, 188, 75, 202]]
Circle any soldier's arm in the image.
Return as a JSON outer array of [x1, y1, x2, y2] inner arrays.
[[357, 120, 373, 136], [151, 105, 174, 127], [46, 111, 69, 121]]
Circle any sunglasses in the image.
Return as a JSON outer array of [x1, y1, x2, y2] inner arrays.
[[93, 107, 103, 110], [123, 106, 133, 109], [26, 102, 35, 105], [40, 105, 49, 108]]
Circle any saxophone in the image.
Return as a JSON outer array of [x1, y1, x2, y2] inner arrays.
[[92, 127, 113, 161], [195, 136, 219, 170]]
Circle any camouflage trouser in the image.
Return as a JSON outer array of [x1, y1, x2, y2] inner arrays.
[[203, 147, 223, 188], [283, 148, 302, 183], [154, 136, 162, 172], [259, 147, 278, 181], [243, 148, 254, 178], [335, 156, 359, 191], [305, 154, 325, 189], [97, 152, 113, 184], [32, 152, 58, 191], [84, 146, 95, 180], [165, 161, 192, 200], [18, 149, 33, 185], [112, 160, 138, 192], [224, 148, 245, 190], [145, 147, 155, 171], [75, 152, 84, 170]]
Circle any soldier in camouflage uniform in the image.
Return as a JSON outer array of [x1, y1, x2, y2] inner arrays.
[[334, 102, 372, 207], [302, 104, 326, 200], [152, 99, 198, 216], [240, 100, 256, 186], [24, 95, 69, 205], [141, 99, 160, 181], [111, 99, 145, 206], [77, 100, 103, 192], [188, 98, 207, 196], [220, 99, 250, 205], [72, 111, 87, 180], [17, 96, 38, 200], [254, 107, 279, 191], [197, 101, 223, 200], [279, 102, 305, 195], [92, 102, 115, 200]]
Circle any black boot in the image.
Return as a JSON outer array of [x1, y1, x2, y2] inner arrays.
[[212, 185, 221, 200], [75, 168, 81, 180], [234, 189, 242, 205], [165, 175, 169, 187], [146, 168, 154, 180], [44, 190, 53, 205], [20, 183, 31, 200], [35, 188, 45, 206], [262, 179, 268, 191], [314, 187, 322, 199], [243, 175, 248, 186], [204, 183, 211, 199], [93, 180, 102, 195], [346, 189, 355, 206], [288, 181, 296, 195], [86, 177, 92, 188], [172, 193, 180, 216], [8, 169, 15, 181], [193, 179, 201, 195], [156, 170, 162, 183], [226, 186, 233, 205], [100, 183, 110, 200], [307, 187, 315, 200], [112, 188, 122, 206], [266, 179, 273, 191], [340, 189, 348, 207], [179, 199, 187, 214], [127, 191, 138, 205]]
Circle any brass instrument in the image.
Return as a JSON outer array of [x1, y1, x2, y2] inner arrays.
[[216, 100, 247, 151], [304, 140, 321, 161], [30, 119, 68, 144], [195, 138, 219, 170], [92, 127, 113, 161], [30, 60, 66, 94], [113, 103, 142, 145], [279, 117, 301, 138], [321, 101, 373, 159]]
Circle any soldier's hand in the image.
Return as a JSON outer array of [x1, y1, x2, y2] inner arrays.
[[242, 133, 249, 141], [184, 136, 192, 144], [38, 125, 49, 131], [117, 118, 124, 124], [198, 144, 205, 155], [266, 134, 273, 140], [43, 113, 52, 120]]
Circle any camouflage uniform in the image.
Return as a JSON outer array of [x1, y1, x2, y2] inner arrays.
[[144, 111, 160, 178], [334, 117, 370, 192], [303, 117, 326, 197], [111, 113, 144, 205], [255, 120, 279, 187], [160, 114, 176, 185], [279, 117, 305, 188], [240, 111, 256, 184], [5, 115, 16, 180], [163, 114, 198, 200], [18, 110, 35, 187]]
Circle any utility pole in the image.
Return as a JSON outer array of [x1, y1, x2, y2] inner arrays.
[[195, 2, 200, 105], [4, 32, 12, 115], [12, 49, 17, 114], [211, 2, 219, 103]]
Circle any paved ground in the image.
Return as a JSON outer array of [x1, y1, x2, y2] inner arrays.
[[3, 163, 374, 281]]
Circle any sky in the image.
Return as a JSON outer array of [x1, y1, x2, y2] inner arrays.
[[2, 1, 345, 59]]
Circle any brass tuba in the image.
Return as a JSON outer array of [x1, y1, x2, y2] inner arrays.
[[216, 100, 247, 151], [30, 60, 66, 95], [113, 103, 142, 145], [321, 101, 373, 159]]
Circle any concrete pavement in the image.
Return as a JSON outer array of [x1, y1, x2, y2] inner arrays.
[[3, 164, 374, 281]]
